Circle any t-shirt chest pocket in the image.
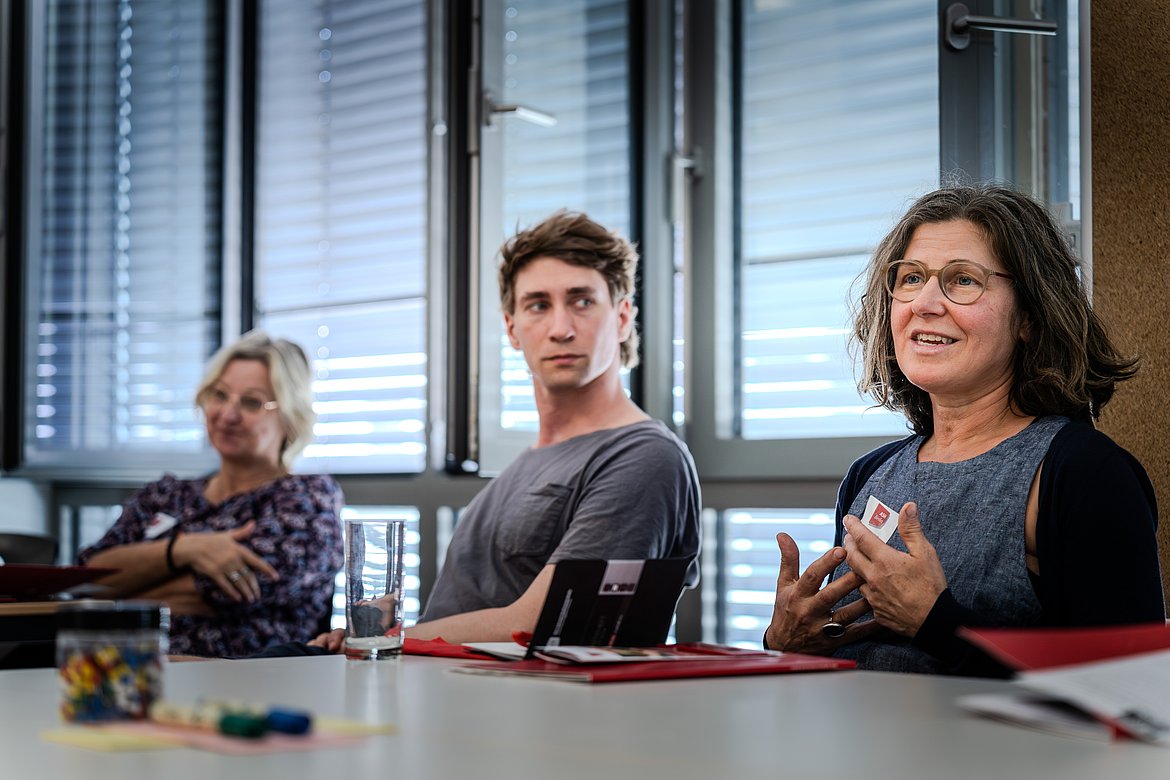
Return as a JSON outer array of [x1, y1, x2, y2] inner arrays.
[[497, 483, 574, 559]]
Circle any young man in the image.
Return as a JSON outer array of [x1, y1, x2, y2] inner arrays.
[[315, 211, 700, 649]]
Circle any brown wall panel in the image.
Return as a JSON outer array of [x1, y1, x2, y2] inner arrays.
[[1091, 3, 1170, 605]]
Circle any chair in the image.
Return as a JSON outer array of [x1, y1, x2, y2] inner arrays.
[[0, 533, 59, 565]]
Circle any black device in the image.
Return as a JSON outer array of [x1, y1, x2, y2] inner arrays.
[[525, 558, 690, 659]]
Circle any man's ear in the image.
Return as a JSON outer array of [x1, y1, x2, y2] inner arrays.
[[504, 311, 521, 351], [616, 297, 634, 341]]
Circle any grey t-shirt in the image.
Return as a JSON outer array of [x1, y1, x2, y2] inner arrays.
[[421, 419, 701, 621]]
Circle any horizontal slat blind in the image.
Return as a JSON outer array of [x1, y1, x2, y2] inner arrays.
[[487, 0, 631, 436], [717, 507, 835, 648], [255, 0, 428, 474], [28, 0, 222, 467], [738, 0, 937, 440]]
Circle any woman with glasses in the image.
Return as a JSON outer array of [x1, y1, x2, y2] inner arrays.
[[763, 185, 1163, 674], [79, 331, 344, 657]]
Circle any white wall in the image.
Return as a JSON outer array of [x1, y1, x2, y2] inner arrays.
[[0, 478, 49, 534]]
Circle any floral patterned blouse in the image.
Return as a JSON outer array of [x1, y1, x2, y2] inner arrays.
[[78, 473, 344, 658]]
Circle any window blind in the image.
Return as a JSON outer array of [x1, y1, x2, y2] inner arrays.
[[255, 0, 429, 474], [717, 507, 835, 648], [737, 0, 938, 440], [487, 0, 631, 435], [27, 0, 223, 467]]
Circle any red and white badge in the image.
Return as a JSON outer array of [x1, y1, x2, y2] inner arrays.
[[860, 496, 899, 544]]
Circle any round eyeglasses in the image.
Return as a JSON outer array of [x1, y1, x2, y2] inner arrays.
[[203, 387, 279, 416], [884, 259, 1014, 305]]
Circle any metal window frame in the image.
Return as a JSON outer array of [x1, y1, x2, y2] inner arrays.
[[682, 0, 898, 481], [0, 0, 25, 471], [11, 0, 228, 480], [684, 0, 1076, 481], [470, 0, 666, 475]]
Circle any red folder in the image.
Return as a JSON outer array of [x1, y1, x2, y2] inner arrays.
[[452, 652, 854, 683], [0, 564, 116, 600], [403, 637, 497, 660], [959, 622, 1170, 671]]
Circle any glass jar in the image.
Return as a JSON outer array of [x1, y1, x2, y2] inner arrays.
[[56, 601, 169, 722]]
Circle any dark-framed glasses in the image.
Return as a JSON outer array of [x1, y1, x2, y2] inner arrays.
[[203, 387, 279, 416], [884, 259, 1014, 305]]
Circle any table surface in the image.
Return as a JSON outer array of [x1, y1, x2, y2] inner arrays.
[[3, 654, 1167, 779]]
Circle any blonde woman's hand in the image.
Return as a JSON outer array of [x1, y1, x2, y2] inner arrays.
[[172, 521, 279, 602]]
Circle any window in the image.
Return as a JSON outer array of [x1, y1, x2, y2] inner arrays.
[[475, 0, 633, 473], [21, 0, 224, 472], [738, 1, 937, 442], [686, 0, 1082, 643], [685, 0, 1079, 481], [704, 507, 835, 647], [255, 0, 429, 475]]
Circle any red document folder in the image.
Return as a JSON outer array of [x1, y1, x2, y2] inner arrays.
[[0, 564, 117, 600], [403, 637, 496, 660], [452, 651, 854, 683], [959, 623, 1170, 671]]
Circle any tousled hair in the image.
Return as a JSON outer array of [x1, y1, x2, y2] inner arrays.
[[498, 210, 641, 368]]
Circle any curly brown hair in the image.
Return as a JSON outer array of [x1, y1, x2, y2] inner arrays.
[[854, 184, 1138, 436], [498, 210, 641, 368]]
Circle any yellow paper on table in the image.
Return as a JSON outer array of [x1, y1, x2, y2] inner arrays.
[[314, 715, 398, 736], [42, 727, 179, 752]]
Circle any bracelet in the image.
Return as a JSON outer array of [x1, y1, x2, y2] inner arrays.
[[165, 531, 182, 575]]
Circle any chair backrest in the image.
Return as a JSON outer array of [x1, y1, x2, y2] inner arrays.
[[0, 533, 59, 565]]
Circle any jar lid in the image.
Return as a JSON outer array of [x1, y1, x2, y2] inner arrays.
[[57, 600, 170, 631]]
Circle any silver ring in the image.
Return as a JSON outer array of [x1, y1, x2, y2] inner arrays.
[[821, 615, 846, 639], [227, 570, 244, 583]]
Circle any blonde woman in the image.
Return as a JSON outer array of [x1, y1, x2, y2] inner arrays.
[[80, 331, 344, 657]]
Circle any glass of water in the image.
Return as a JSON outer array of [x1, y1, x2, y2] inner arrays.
[[343, 519, 405, 660]]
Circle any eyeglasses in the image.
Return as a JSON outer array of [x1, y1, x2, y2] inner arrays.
[[203, 387, 279, 416], [884, 259, 1014, 305]]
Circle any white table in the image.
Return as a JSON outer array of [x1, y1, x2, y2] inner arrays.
[[2, 655, 1166, 779]]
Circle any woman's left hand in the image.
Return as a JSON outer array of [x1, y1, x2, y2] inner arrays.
[[842, 502, 947, 637]]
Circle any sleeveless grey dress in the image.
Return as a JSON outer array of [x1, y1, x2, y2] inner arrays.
[[831, 415, 1069, 674]]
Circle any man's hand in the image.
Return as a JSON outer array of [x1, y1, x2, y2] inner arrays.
[[308, 628, 346, 653], [843, 502, 947, 637]]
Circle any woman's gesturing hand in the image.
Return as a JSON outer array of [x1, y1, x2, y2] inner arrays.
[[172, 520, 280, 602], [843, 502, 947, 637], [764, 532, 879, 655]]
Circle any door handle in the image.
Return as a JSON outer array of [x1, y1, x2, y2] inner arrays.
[[483, 93, 557, 128], [944, 2, 1057, 51]]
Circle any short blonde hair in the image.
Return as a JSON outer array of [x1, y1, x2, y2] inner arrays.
[[195, 330, 316, 466]]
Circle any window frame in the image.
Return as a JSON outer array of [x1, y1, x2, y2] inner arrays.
[[682, 0, 1077, 480], [10, 0, 229, 481], [469, 0, 675, 476], [0, 0, 25, 471]]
